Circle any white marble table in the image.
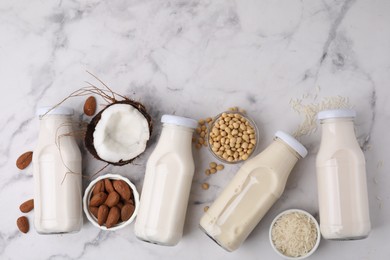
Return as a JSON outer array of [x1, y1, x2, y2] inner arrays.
[[0, 0, 389, 259]]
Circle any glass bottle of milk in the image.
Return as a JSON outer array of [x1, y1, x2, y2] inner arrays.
[[135, 115, 197, 246], [33, 107, 83, 234], [316, 109, 371, 240], [200, 131, 307, 252]]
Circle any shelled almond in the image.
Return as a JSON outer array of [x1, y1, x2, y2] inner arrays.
[[17, 216, 29, 233], [84, 96, 97, 116], [19, 199, 34, 213], [16, 151, 33, 170]]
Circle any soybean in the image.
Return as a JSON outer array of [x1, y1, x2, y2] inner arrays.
[[202, 183, 209, 190]]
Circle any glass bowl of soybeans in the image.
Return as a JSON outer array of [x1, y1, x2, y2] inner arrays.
[[207, 111, 259, 164]]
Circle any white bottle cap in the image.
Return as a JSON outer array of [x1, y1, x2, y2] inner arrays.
[[275, 131, 308, 158], [161, 115, 198, 129], [317, 109, 356, 120], [36, 106, 74, 116]]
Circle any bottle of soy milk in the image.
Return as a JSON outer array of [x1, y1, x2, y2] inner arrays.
[[33, 107, 82, 233], [135, 115, 197, 246], [200, 131, 307, 252], [316, 109, 371, 240]]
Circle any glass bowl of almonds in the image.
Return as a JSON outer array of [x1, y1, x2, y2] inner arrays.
[[207, 111, 259, 164]]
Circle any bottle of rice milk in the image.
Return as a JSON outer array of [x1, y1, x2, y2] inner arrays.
[[316, 109, 371, 240], [135, 115, 197, 246], [200, 131, 307, 252], [33, 107, 83, 234]]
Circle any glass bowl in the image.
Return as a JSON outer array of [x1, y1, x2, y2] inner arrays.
[[207, 111, 259, 164]]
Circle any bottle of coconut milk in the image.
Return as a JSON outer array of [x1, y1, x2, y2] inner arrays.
[[200, 131, 307, 252], [135, 115, 197, 246], [33, 107, 83, 234], [316, 109, 371, 240]]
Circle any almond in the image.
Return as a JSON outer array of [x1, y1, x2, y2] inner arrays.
[[104, 191, 120, 208], [84, 96, 97, 116], [97, 205, 109, 226], [19, 199, 34, 213], [90, 192, 107, 207], [124, 199, 134, 206], [16, 151, 33, 170], [113, 180, 131, 201], [106, 206, 120, 228], [92, 180, 105, 195], [104, 179, 115, 193], [17, 216, 29, 233], [121, 204, 135, 222], [116, 202, 124, 209], [89, 206, 99, 218]]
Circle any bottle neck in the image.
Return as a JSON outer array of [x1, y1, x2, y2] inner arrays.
[[275, 137, 302, 160], [39, 115, 73, 143], [251, 138, 301, 176], [157, 124, 194, 148], [320, 118, 356, 142]]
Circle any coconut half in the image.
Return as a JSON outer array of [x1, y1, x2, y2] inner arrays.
[[85, 100, 152, 166]]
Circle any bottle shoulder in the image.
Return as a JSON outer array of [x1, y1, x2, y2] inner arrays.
[[147, 150, 194, 173], [236, 164, 287, 198], [316, 147, 365, 166], [34, 141, 81, 161]]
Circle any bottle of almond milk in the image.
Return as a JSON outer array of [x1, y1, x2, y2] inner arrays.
[[135, 115, 197, 246], [316, 109, 371, 240], [200, 131, 307, 252], [33, 107, 83, 234]]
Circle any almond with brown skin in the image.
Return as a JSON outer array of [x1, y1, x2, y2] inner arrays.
[[106, 206, 120, 228], [16, 151, 33, 170], [116, 202, 124, 209], [84, 96, 97, 116], [121, 204, 135, 222], [104, 179, 115, 193], [20, 199, 34, 213], [97, 205, 109, 226], [92, 180, 105, 195], [89, 206, 99, 218], [104, 191, 120, 208], [124, 199, 134, 206], [113, 180, 131, 201], [17, 216, 29, 233], [90, 192, 107, 207]]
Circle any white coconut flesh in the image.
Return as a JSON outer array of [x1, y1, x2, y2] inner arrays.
[[93, 103, 150, 163]]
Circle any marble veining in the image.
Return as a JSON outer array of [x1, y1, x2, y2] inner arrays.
[[1, 0, 389, 259]]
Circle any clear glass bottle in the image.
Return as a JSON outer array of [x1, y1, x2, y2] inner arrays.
[[33, 107, 83, 234], [200, 131, 307, 251], [316, 109, 371, 240], [135, 115, 197, 246]]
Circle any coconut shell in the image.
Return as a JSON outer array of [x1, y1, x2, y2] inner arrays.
[[85, 99, 153, 166]]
